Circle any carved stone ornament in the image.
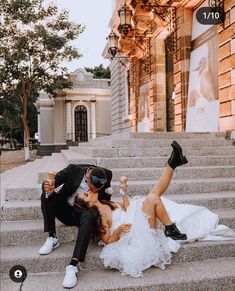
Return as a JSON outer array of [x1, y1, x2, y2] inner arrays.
[[76, 71, 86, 83]]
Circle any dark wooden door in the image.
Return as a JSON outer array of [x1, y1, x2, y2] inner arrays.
[[74, 105, 88, 142]]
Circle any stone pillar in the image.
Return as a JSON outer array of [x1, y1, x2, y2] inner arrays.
[[66, 101, 72, 140], [174, 7, 192, 132], [90, 100, 96, 139], [130, 60, 138, 132], [154, 38, 167, 131]]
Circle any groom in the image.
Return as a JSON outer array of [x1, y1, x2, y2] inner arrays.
[[39, 164, 112, 288]]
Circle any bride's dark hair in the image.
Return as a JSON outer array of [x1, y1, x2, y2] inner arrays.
[[74, 198, 105, 238], [74, 198, 119, 239]]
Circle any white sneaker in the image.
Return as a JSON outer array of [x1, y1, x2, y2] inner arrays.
[[62, 265, 78, 289], [38, 236, 60, 255]]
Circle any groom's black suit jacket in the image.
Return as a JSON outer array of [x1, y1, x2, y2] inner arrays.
[[53, 164, 113, 201]]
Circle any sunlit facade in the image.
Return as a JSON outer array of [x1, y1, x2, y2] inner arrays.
[[104, 0, 234, 134]]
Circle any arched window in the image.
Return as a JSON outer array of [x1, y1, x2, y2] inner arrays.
[[74, 105, 88, 142]]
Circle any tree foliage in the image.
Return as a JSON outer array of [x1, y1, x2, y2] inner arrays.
[[0, 0, 84, 150], [85, 64, 110, 79]]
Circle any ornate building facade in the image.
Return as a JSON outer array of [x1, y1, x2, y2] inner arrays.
[[104, 0, 234, 134], [35, 68, 112, 155]]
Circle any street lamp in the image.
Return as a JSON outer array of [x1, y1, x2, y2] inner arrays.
[[107, 30, 118, 57], [118, 4, 132, 36], [107, 30, 129, 66]]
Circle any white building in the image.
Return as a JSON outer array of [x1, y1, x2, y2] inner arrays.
[[35, 68, 112, 155]]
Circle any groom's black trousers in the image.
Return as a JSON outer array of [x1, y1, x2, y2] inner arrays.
[[41, 189, 96, 262]]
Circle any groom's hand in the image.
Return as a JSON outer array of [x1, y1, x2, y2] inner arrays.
[[43, 180, 55, 196]]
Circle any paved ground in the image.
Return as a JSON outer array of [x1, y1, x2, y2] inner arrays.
[[0, 150, 39, 173]]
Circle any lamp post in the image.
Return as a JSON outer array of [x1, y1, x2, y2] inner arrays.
[[107, 30, 118, 57], [118, 4, 132, 36]]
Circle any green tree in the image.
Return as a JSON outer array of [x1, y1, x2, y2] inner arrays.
[[0, 0, 84, 159], [0, 89, 39, 144], [0, 92, 23, 144], [85, 64, 110, 79]]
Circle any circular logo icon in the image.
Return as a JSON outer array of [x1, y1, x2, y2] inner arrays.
[[9, 265, 27, 283]]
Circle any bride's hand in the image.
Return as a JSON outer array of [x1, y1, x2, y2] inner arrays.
[[120, 184, 128, 195], [120, 176, 128, 196], [117, 224, 132, 235]]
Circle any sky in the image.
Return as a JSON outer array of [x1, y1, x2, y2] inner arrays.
[[46, 0, 113, 73]]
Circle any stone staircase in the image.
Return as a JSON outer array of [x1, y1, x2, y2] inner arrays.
[[1, 132, 235, 290]]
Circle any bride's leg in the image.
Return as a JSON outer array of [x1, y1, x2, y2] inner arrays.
[[150, 140, 188, 198], [142, 141, 188, 239], [142, 165, 174, 227], [149, 166, 174, 198], [142, 165, 187, 240], [142, 193, 187, 240], [142, 194, 158, 228], [142, 193, 172, 228]]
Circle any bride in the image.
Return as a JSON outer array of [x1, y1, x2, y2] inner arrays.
[[78, 141, 235, 278]]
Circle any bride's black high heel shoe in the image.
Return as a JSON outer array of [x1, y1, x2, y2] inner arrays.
[[167, 141, 188, 169]]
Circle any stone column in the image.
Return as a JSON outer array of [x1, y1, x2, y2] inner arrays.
[[154, 38, 167, 131], [174, 7, 192, 131], [66, 100, 72, 140], [90, 100, 96, 139]]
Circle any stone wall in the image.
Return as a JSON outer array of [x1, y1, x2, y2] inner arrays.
[[218, 1, 235, 131], [110, 60, 131, 133], [96, 100, 112, 137]]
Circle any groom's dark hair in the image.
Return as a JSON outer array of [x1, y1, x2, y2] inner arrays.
[[90, 167, 107, 189], [90, 167, 106, 179]]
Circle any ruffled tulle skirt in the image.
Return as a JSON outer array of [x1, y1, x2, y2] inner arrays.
[[99, 197, 172, 277]]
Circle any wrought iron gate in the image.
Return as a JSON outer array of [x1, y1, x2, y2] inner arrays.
[[74, 105, 88, 142]]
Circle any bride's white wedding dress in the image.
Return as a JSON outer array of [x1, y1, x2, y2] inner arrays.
[[99, 196, 235, 278]]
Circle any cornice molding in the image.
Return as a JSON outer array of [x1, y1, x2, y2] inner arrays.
[[63, 88, 111, 96]]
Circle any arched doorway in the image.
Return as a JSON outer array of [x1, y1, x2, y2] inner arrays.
[[74, 105, 88, 142]]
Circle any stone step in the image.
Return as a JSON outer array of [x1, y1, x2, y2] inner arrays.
[[4, 178, 235, 200], [79, 138, 232, 148], [1, 161, 33, 180], [3, 192, 235, 221], [1, 258, 234, 291], [113, 138, 232, 148], [79, 136, 229, 148], [111, 165, 235, 180], [2, 157, 49, 188], [117, 178, 235, 197], [62, 154, 235, 168], [37, 165, 235, 184], [1, 209, 234, 246], [39, 153, 67, 173], [129, 132, 226, 139], [77, 139, 112, 148], [1, 157, 47, 186], [1, 220, 77, 246], [1, 157, 49, 207], [96, 155, 235, 168], [70, 146, 235, 158], [80, 132, 226, 146], [1, 239, 235, 274], [117, 146, 235, 158], [60, 149, 96, 165]]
